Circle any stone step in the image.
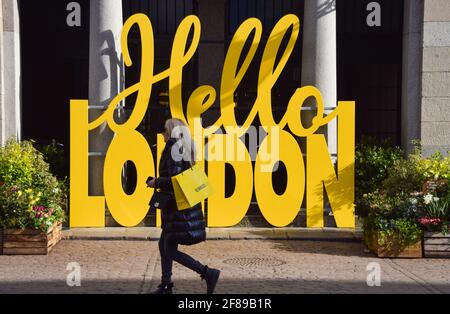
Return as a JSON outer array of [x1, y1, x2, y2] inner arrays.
[[62, 227, 362, 241]]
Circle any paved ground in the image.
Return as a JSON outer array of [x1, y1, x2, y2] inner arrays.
[[1, 239, 450, 294]]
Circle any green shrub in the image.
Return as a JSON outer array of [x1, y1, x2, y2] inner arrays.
[[355, 137, 403, 216], [359, 191, 406, 217], [382, 158, 425, 196], [384, 145, 450, 196], [0, 139, 66, 231], [416, 151, 450, 181], [0, 140, 35, 188]]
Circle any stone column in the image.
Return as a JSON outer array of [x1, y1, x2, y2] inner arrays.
[[402, 0, 423, 155], [88, 1, 124, 208], [2, 0, 21, 143], [301, 0, 337, 158]]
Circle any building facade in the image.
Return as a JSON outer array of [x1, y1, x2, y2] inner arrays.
[[0, 0, 449, 226]]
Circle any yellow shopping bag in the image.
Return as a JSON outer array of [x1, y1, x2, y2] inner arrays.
[[171, 163, 214, 210]]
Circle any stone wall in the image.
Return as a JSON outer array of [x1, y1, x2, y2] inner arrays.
[[421, 0, 450, 156]]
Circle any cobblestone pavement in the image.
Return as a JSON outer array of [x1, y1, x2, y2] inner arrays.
[[0, 239, 449, 294]]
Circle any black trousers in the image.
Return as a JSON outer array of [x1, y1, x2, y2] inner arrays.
[[159, 230, 205, 284]]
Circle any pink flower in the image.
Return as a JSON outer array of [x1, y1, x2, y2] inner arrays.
[[33, 206, 45, 212], [419, 217, 443, 225]]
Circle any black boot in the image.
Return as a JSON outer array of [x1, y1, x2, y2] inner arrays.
[[150, 282, 174, 294], [200, 266, 221, 294]]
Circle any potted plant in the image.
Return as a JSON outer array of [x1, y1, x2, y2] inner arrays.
[[417, 193, 450, 257], [0, 139, 66, 255], [409, 148, 450, 257], [360, 141, 450, 258], [362, 192, 423, 258]]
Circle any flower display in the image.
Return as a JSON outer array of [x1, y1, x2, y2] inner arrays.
[[0, 139, 66, 231]]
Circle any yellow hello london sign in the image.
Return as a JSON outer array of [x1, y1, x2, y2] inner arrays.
[[69, 14, 355, 228]]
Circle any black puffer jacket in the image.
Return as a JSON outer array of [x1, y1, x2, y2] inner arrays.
[[155, 138, 206, 245]]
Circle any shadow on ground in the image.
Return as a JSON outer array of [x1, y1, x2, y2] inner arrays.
[[264, 240, 370, 257], [0, 278, 447, 294]]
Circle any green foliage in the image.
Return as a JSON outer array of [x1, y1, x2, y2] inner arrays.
[[359, 191, 408, 217], [0, 187, 40, 229], [355, 137, 403, 216], [382, 158, 425, 196], [416, 150, 450, 181], [0, 140, 35, 188], [0, 139, 66, 231]]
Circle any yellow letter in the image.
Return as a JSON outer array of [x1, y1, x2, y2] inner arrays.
[[306, 102, 355, 228], [187, 86, 221, 137], [88, 13, 155, 134], [169, 15, 202, 122], [255, 130, 304, 227], [70, 100, 105, 227], [221, 18, 262, 135], [103, 131, 155, 227], [155, 134, 165, 228], [257, 14, 300, 129], [207, 134, 253, 227]]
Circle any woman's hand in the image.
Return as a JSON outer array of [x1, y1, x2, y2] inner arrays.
[[146, 179, 156, 188]]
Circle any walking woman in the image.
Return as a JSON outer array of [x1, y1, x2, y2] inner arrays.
[[147, 118, 221, 294]]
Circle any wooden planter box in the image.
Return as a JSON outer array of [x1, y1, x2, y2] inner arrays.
[[423, 232, 450, 258], [1, 222, 62, 255], [369, 234, 422, 258]]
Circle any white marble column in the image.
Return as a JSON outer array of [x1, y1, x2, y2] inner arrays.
[[88, 0, 124, 200], [301, 0, 337, 158], [1, 0, 21, 144]]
